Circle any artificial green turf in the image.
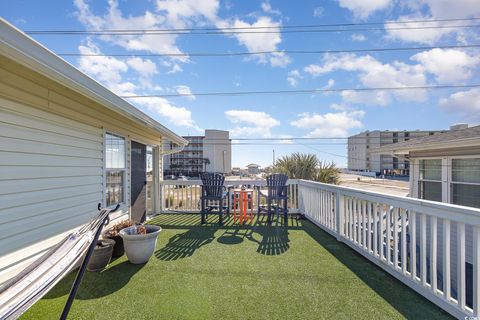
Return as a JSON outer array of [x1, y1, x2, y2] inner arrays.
[[21, 214, 452, 320]]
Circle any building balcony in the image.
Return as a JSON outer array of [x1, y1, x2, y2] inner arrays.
[[20, 179, 480, 319]]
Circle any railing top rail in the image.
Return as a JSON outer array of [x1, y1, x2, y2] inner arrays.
[[160, 179, 301, 186], [298, 179, 480, 225]]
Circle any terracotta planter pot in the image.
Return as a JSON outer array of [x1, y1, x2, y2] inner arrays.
[[87, 239, 115, 272], [120, 225, 162, 264]]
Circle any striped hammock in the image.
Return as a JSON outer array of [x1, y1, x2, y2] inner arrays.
[[0, 208, 112, 319]]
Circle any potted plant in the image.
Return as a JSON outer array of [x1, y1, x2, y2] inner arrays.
[[104, 219, 135, 257], [119, 225, 162, 264], [86, 239, 115, 272]]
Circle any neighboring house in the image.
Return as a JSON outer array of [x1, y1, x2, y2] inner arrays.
[[348, 129, 446, 176], [0, 20, 187, 283], [163, 129, 232, 176], [247, 163, 261, 175], [376, 124, 480, 305]]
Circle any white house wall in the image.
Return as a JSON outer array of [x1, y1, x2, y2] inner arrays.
[[0, 55, 165, 284]]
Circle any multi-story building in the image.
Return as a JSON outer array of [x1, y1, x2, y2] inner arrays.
[[164, 129, 232, 177], [347, 129, 446, 176]]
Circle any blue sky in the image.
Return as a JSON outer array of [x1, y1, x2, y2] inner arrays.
[[2, 0, 480, 167]]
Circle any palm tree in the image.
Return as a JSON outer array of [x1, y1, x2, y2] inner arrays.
[[273, 152, 340, 184]]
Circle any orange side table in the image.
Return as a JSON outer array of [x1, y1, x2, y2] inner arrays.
[[232, 188, 254, 224]]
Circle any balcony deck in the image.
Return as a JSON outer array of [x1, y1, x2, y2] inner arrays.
[[21, 214, 451, 320]]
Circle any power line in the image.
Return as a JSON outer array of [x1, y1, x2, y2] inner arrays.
[[25, 24, 480, 36], [57, 44, 480, 58], [121, 84, 480, 99], [24, 17, 480, 34]]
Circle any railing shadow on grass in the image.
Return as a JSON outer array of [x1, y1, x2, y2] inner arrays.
[[300, 220, 453, 320], [43, 261, 145, 300]]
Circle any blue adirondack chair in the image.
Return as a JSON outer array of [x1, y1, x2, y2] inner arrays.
[[256, 173, 289, 224], [200, 172, 228, 225]]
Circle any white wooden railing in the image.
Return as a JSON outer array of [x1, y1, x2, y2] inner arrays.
[[299, 179, 480, 319], [159, 179, 300, 213], [158, 178, 480, 318]]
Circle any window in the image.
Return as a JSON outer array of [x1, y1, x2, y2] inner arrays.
[[105, 133, 126, 207], [451, 158, 480, 208], [419, 159, 442, 202]]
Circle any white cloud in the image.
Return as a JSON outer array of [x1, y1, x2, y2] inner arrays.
[[225, 110, 280, 137], [77, 40, 132, 94], [287, 69, 301, 87], [217, 16, 290, 67], [418, 0, 480, 20], [175, 85, 196, 100], [76, 40, 199, 130], [313, 6, 324, 18], [351, 33, 367, 42], [324, 79, 335, 89], [155, 0, 219, 26], [411, 48, 480, 84], [136, 97, 202, 130], [261, 1, 281, 15], [126, 57, 158, 77], [385, 1, 480, 44], [336, 0, 392, 19], [291, 110, 365, 137], [74, 0, 221, 68], [304, 53, 428, 105], [439, 88, 480, 120], [384, 16, 452, 45]]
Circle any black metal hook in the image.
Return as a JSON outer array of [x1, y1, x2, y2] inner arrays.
[[97, 203, 120, 213]]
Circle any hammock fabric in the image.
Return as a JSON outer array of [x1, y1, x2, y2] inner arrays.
[[0, 208, 112, 319]]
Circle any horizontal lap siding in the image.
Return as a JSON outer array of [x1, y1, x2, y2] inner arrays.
[[0, 101, 103, 277], [0, 56, 165, 282]]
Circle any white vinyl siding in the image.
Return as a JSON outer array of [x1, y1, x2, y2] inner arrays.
[[0, 54, 165, 283], [0, 99, 103, 279]]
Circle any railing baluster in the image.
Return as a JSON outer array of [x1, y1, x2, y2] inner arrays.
[[443, 219, 451, 301], [362, 201, 367, 250], [420, 213, 427, 287], [367, 202, 371, 253], [410, 211, 417, 280], [348, 197, 355, 241], [386, 206, 392, 265], [431, 216, 438, 294], [401, 209, 407, 274], [379, 204, 384, 261], [373, 203, 378, 257], [473, 225, 480, 316], [393, 208, 400, 270], [458, 222, 466, 310]]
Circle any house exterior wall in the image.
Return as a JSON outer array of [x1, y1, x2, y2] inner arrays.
[[0, 56, 164, 283], [409, 151, 480, 297]]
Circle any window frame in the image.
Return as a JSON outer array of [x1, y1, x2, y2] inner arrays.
[[104, 131, 127, 208], [415, 155, 480, 207], [417, 158, 443, 202]]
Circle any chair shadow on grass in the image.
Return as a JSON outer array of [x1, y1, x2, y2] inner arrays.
[[44, 260, 145, 300], [155, 226, 217, 261], [301, 220, 453, 320], [246, 215, 290, 255]]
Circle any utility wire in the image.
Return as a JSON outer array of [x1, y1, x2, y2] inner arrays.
[[25, 24, 480, 35], [57, 44, 480, 58], [121, 84, 480, 99], [25, 17, 480, 34]]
